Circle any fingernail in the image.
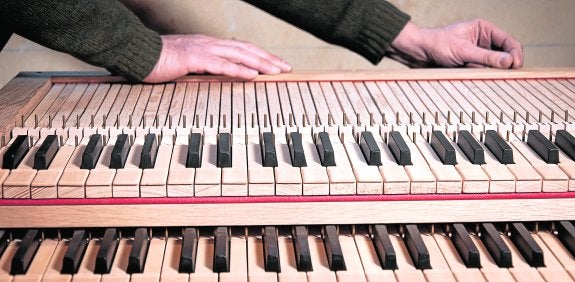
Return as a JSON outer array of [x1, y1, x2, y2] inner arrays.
[[499, 54, 512, 68], [275, 60, 291, 72], [269, 66, 281, 74], [247, 69, 258, 77]]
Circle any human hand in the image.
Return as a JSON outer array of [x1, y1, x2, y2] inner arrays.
[[144, 34, 292, 82], [386, 19, 523, 69]]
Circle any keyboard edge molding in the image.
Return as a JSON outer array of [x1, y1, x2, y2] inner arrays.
[[1, 197, 575, 228]]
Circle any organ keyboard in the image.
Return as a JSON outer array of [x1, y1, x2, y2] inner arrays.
[[1, 69, 575, 280], [1, 69, 575, 226], [1, 223, 575, 281]]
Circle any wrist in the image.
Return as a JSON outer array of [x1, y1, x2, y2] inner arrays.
[[387, 21, 429, 59]]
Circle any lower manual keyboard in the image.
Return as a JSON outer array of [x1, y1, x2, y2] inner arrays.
[[1, 222, 575, 281]]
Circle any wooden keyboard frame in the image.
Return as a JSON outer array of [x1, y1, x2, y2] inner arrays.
[[1, 193, 575, 227], [0, 69, 574, 228]]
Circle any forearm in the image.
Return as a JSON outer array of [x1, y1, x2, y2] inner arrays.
[[242, 0, 410, 64], [0, 0, 161, 81]]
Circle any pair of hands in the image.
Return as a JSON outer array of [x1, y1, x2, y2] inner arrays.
[[144, 18, 523, 83]]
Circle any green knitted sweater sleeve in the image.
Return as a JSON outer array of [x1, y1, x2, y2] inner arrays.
[[0, 0, 162, 81], [243, 0, 411, 65]]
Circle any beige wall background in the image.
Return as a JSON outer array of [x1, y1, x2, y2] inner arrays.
[[1, 0, 574, 88]]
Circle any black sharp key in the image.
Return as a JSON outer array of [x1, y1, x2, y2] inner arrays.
[[262, 132, 278, 167], [33, 135, 59, 170], [217, 133, 232, 168], [388, 131, 412, 165], [430, 130, 457, 165], [10, 229, 41, 275], [360, 131, 382, 166], [81, 134, 103, 169], [186, 133, 203, 168], [508, 223, 544, 267], [557, 221, 575, 257], [213, 227, 230, 273], [556, 130, 575, 161], [402, 225, 431, 270], [179, 227, 199, 273], [289, 132, 307, 167], [480, 223, 512, 267], [484, 130, 514, 164], [316, 132, 335, 167], [450, 224, 480, 268], [263, 227, 280, 272], [139, 134, 159, 169], [527, 130, 559, 164], [292, 226, 312, 271], [3, 135, 29, 169], [61, 230, 88, 274], [323, 225, 346, 271], [0, 230, 8, 258], [457, 130, 485, 165], [95, 228, 119, 274], [371, 225, 397, 270], [109, 134, 130, 169], [127, 228, 149, 274]]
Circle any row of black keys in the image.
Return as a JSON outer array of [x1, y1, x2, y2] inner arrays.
[[3, 129, 575, 171], [2, 221, 575, 276]]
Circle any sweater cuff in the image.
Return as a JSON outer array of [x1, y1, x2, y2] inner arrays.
[[105, 24, 162, 81], [352, 2, 410, 65]]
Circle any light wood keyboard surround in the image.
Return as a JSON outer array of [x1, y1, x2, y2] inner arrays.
[[1, 69, 575, 228]]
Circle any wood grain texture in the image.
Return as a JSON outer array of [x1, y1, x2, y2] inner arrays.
[[1, 69, 575, 228], [0, 76, 51, 136], [48, 68, 575, 84], [1, 198, 575, 228]]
